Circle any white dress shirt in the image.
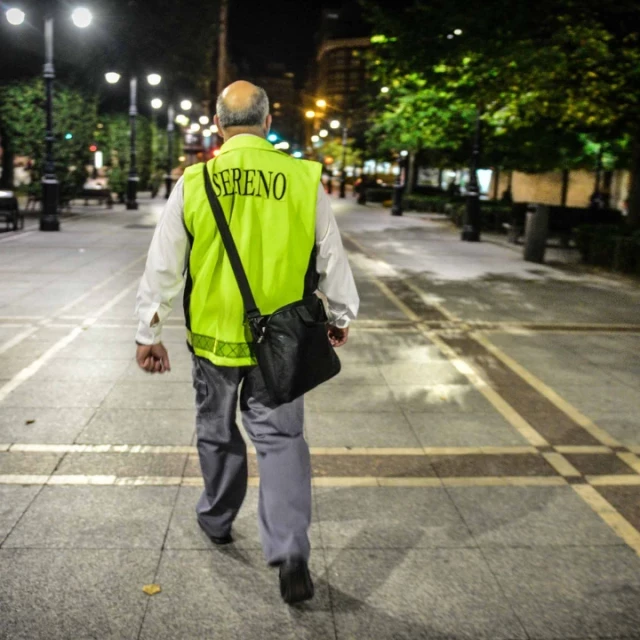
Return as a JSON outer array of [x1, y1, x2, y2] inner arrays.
[[135, 172, 359, 345]]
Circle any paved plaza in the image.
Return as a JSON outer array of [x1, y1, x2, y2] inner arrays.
[[1, 196, 640, 639]]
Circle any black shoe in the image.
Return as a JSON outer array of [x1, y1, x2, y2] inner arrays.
[[198, 520, 233, 546], [279, 558, 314, 604]]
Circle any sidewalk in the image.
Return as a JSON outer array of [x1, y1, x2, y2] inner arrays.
[[1, 196, 640, 639]]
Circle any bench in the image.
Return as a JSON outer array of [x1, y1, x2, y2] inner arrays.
[[0, 193, 24, 231], [503, 204, 623, 245], [80, 188, 113, 208]]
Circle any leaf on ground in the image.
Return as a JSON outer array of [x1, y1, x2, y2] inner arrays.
[[142, 584, 162, 596], [25, 420, 35, 425]]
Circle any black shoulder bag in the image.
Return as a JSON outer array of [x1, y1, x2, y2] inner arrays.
[[202, 164, 341, 404]]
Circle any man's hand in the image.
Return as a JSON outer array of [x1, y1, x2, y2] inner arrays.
[[136, 342, 171, 374], [327, 325, 349, 348]]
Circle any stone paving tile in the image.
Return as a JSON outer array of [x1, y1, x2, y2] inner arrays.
[[304, 411, 421, 448], [0, 407, 95, 444], [306, 385, 401, 413], [53, 452, 187, 477], [485, 546, 640, 639], [1, 380, 115, 408], [430, 453, 556, 477], [378, 361, 466, 386], [596, 486, 640, 532], [594, 416, 640, 446], [324, 363, 387, 385], [447, 486, 622, 547], [184, 453, 259, 478], [406, 412, 530, 447], [76, 408, 195, 445], [139, 550, 334, 640], [389, 384, 495, 413], [318, 453, 435, 477], [0, 485, 40, 543], [555, 382, 640, 419], [316, 486, 474, 549], [165, 486, 322, 551], [30, 357, 131, 381], [56, 340, 135, 360], [563, 453, 636, 476], [121, 359, 194, 382], [523, 411, 602, 446], [3, 486, 178, 549], [326, 548, 526, 639], [0, 357, 36, 381], [102, 380, 195, 410], [0, 548, 158, 640], [0, 451, 62, 475]]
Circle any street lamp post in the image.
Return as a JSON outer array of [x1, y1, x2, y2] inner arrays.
[[6, 5, 92, 230], [339, 124, 348, 199], [126, 77, 139, 210], [165, 105, 175, 198], [461, 109, 482, 242], [41, 13, 59, 231]]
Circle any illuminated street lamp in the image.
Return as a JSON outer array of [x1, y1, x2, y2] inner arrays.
[[330, 120, 341, 129], [380, 86, 390, 94], [203, 129, 212, 138], [6, 5, 93, 231], [190, 123, 201, 133], [71, 7, 92, 28], [5, 8, 25, 25], [106, 71, 163, 209], [454, 28, 463, 36], [305, 110, 316, 119], [175, 114, 189, 126], [311, 135, 320, 143], [151, 98, 163, 110], [316, 99, 327, 108], [199, 115, 210, 125], [319, 129, 328, 138], [180, 99, 193, 111]]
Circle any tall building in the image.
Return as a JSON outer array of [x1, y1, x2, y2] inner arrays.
[[305, 3, 371, 153], [251, 64, 302, 147]]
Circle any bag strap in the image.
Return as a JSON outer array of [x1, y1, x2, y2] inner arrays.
[[202, 163, 261, 319]]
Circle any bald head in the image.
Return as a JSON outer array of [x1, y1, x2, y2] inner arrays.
[[215, 81, 270, 139]]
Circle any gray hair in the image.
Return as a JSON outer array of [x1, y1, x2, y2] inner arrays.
[[216, 86, 269, 128]]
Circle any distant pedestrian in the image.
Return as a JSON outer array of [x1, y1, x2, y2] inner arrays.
[[135, 81, 359, 604]]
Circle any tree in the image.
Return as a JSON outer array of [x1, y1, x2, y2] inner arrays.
[[313, 137, 362, 173], [0, 78, 97, 196], [365, 0, 640, 223]]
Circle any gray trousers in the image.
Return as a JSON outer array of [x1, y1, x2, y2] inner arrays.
[[191, 354, 311, 565]]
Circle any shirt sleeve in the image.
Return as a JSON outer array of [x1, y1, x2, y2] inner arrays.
[[134, 176, 189, 345], [315, 183, 359, 328]]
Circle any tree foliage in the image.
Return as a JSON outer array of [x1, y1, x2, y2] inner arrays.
[[364, 0, 640, 223], [0, 78, 97, 195]]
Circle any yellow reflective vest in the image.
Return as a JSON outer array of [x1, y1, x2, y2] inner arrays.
[[183, 134, 322, 367]]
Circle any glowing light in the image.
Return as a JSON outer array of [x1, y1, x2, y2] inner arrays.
[[105, 72, 121, 84], [447, 34, 454, 40], [330, 120, 340, 129], [293, 151, 303, 158], [213, 148, 221, 157], [454, 28, 463, 36], [64, 133, 73, 140], [6, 8, 26, 25], [305, 110, 316, 119], [267, 133, 278, 142], [147, 73, 162, 86], [202, 129, 212, 138], [151, 98, 163, 109], [175, 114, 189, 126], [71, 7, 92, 28], [315, 99, 327, 108], [275, 141, 290, 150], [199, 115, 209, 125], [89, 144, 98, 152], [311, 135, 320, 143], [380, 86, 389, 94], [400, 150, 409, 157], [319, 129, 328, 138], [178, 155, 186, 162], [180, 100, 192, 111], [190, 123, 201, 132], [211, 125, 218, 133]]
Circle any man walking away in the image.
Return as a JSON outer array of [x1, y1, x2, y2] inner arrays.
[[134, 81, 359, 604]]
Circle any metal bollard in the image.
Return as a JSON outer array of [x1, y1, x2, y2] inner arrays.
[[523, 204, 549, 263]]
